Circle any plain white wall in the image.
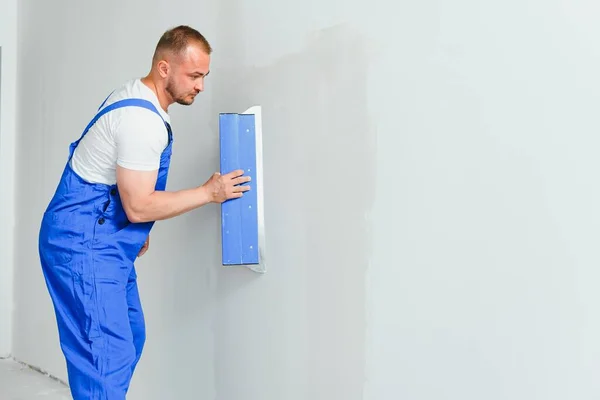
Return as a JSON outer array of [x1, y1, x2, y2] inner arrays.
[[366, 1, 600, 399], [12, 0, 600, 399], [0, 0, 17, 358]]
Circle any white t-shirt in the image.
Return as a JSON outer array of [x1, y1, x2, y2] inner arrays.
[[70, 78, 171, 185]]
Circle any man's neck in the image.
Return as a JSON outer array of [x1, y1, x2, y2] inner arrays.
[[140, 75, 171, 113]]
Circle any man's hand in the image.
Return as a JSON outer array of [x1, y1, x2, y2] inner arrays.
[[137, 235, 150, 257], [202, 169, 251, 203]]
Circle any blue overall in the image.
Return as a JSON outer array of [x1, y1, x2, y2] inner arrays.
[[38, 95, 172, 399]]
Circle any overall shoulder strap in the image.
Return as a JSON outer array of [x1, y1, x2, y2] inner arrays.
[[78, 98, 170, 141], [97, 90, 114, 110], [68, 98, 172, 161]]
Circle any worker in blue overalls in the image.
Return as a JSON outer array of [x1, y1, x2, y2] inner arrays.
[[38, 25, 250, 399]]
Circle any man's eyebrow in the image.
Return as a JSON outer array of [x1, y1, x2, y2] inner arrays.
[[191, 70, 210, 77]]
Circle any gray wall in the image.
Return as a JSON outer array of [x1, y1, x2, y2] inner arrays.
[[11, 0, 600, 399], [0, 0, 17, 358]]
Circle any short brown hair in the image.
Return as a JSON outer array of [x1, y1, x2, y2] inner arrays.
[[153, 25, 212, 62]]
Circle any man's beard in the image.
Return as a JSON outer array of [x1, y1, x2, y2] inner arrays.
[[166, 79, 194, 106]]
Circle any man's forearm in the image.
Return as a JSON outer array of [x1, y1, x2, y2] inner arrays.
[[126, 186, 213, 223]]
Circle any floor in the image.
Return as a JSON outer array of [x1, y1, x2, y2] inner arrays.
[[0, 358, 71, 399]]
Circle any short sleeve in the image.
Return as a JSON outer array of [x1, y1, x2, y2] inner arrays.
[[114, 108, 168, 171]]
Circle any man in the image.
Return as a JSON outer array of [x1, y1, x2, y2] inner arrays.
[[38, 25, 250, 399]]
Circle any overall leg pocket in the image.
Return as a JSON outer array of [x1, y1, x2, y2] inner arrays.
[[94, 271, 137, 394], [72, 271, 102, 340]]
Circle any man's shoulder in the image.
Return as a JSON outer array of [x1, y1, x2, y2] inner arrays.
[[105, 78, 169, 123]]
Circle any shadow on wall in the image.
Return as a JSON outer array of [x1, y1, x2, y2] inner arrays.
[[210, 23, 377, 400]]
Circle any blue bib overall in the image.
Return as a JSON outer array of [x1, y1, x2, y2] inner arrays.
[[38, 95, 172, 399]]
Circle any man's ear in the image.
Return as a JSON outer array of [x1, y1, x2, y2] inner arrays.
[[157, 60, 170, 78]]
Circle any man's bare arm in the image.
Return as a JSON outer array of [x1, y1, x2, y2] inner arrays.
[[116, 166, 250, 223]]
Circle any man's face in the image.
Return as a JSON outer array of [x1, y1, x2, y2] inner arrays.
[[165, 43, 211, 106]]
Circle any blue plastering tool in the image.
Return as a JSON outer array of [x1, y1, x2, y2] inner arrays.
[[218, 106, 266, 273]]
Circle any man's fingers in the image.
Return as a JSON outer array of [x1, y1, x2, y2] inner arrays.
[[225, 169, 244, 178], [233, 185, 251, 193], [233, 176, 251, 185]]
